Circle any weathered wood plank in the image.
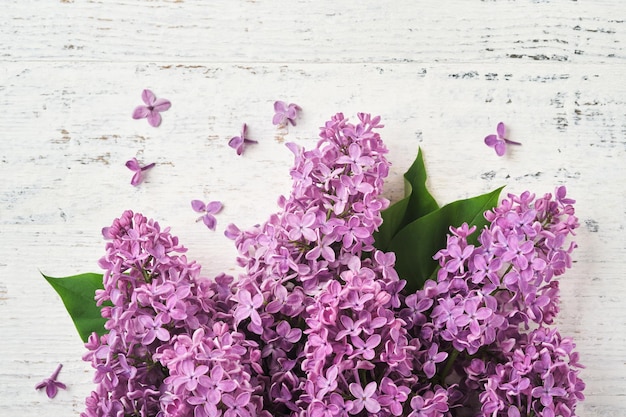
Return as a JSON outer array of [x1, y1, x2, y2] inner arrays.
[[2, 0, 625, 63]]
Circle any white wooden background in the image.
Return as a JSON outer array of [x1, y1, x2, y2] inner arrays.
[[1, 1, 624, 416]]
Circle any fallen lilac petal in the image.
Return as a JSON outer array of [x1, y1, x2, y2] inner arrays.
[[125, 158, 140, 171], [141, 89, 156, 105], [132, 106, 151, 120], [202, 214, 217, 230], [205, 201, 223, 214], [228, 136, 244, 154], [496, 121, 506, 137], [191, 200, 206, 213], [151, 98, 172, 112], [146, 111, 162, 127], [224, 223, 241, 239]]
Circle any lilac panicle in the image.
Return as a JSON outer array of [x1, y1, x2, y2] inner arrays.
[[402, 186, 584, 416], [225, 113, 436, 416], [82, 210, 263, 417]]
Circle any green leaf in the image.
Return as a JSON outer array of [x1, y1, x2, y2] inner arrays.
[[42, 272, 107, 342], [403, 148, 439, 222], [375, 148, 439, 251], [387, 187, 504, 294]]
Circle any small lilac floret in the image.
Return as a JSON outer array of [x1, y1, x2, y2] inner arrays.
[[191, 199, 223, 230], [35, 363, 67, 399], [125, 158, 155, 186], [484, 122, 521, 156], [132, 89, 171, 127], [349, 382, 380, 414], [228, 123, 258, 155], [272, 100, 301, 126]]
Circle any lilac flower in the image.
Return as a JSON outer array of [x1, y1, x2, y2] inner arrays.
[[378, 377, 411, 416], [316, 366, 339, 397], [228, 123, 258, 155], [222, 392, 252, 417], [336, 143, 375, 175], [349, 381, 380, 414], [125, 158, 155, 186], [166, 361, 209, 392], [233, 289, 263, 328], [191, 199, 223, 230], [422, 344, 448, 379], [484, 122, 521, 156], [532, 374, 567, 407], [132, 89, 171, 127], [351, 334, 382, 360], [35, 363, 67, 398], [137, 315, 170, 345], [272, 100, 301, 126]]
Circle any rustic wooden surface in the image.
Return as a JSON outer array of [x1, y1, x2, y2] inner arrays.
[[1, 1, 625, 415]]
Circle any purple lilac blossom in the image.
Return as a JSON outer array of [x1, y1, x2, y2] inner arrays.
[[125, 157, 155, 186], [82, 210, 264, 417], [226, 113, 441, 416], [404, 186, 584, 416], [273, 101, 301, 126], [83, 113, 583, 417], [228, 123, 258, 155], [191, 199, 223, 230], [35, 363, 67, 399], [132, 89, 171, 127], [484, 122, 521, 156]]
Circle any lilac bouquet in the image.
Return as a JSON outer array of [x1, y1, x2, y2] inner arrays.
[[44, 113, 584, 417]]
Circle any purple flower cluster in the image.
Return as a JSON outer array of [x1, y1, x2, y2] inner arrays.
[[81, 113, 584, 417], [82, 211, 259, 417], [401, 187, 584, 416], [226, 113, 426, 416]]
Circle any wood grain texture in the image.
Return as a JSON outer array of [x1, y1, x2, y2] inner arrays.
[[1, 1, 625, 416], [3, 0, 626, 64]]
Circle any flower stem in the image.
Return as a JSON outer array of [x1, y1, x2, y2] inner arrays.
[[50, 363, 63, 381], [440, 349, 459, 385]]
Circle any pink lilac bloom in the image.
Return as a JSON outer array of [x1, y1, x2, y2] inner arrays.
[[132, 89, 171, 127], [348, 382, 381, 414], [225, 113, 437, 416], [228, 123, 257, 155], [484, 121, 521, 156], [125, 157, 155, 186], [272, 100, 301, 126], [191, 199, 223, 230], [408, 186, 584, 415], [82, 113, 584, 417], [82, 210, 263, 417], [35, 363, 67, 399]]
